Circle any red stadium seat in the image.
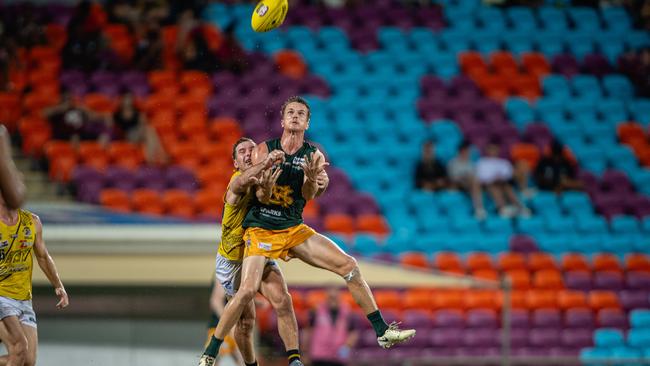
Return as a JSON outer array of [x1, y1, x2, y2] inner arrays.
[[557, 290, 588, 310], [131, 189, 164, 216], [400, 252, 429, 269], [588, 291, 620, 311], [100, 189, 131, 213], [505, 270, 531, 290], [532, 269, 564, 290], [356, 214, 389, 235], [498, 252, 527, 271], [625, 254, 650, 273], [593, 253, 622, 273], [526, 290, 557, 309], [162, 189, 195, 219], [528, 252, 558, 272], [323, 214, 355, 235], [466, 252, 495, 272], [433, 252, 464, 274], [561, 253, 591, 272]]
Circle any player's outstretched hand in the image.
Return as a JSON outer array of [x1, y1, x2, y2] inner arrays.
[[301, 152, 328, 182], [260, 166, 283, 191], [265, 149, 285, 168], [316, 170, 329, 189], [55, 287, 69, 309]]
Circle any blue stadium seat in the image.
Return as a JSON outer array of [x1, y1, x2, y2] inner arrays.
[[600, 233, 638, 254], [506, 7, 537, 31], [598, 99, 629, 126], [602, 75, 635, 100], [627, 329, 650, 349], [476, 232, 509, 254], [610, 347, 642, 366], [537, 7, 568, 31], [572, 233, 606, 254], [567, 7, 600, 32], [505, 98, 535, 130], [482, 217, 513, 234], [560, 191, 593, 211], [627, 99, 650, 126], [594, 329, 625, 348], [630, 310, 650, 329], [626, 30, 650, 50], [352, 234, 383, 257], [610, 216, 640, 234], [516, 217, 545, 236], [571, 75, 602, 99], [541, 76, 571, 99], [601, 7, 632, 33], [576, 215, 608, 234], [643, 218, 650, 234], [545, 215, 576, 233]]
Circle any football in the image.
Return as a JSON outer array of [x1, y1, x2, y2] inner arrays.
[[251, 0, 288, 32]]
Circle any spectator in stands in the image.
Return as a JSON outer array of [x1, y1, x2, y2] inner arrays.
[[534, 140, 583, 193], [415, 141, 449, 191], [214, 22, 248, 74], [448, 141, 486, 219], [476, 142, 531, 218], [42, 90, 112, 146], [111, 93, 167, 165], [133, 23, 163, 71], [304, 287, 358, 366], [176, 8, 217, 73], [62, 1, 111, 72]]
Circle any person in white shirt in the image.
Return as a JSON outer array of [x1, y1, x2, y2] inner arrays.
[[448, 141, 486, 219]]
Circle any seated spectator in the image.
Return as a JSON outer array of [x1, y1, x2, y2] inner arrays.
[[415, 141, 448, 191], [133, 22, 163, 71], [42, 90, 112, 146], [111, 93, 168, 165], [176, 9, 217, 73], [448, 141, 486, 219], [476, 142, 531, 218], [534, 140, 583, 193]]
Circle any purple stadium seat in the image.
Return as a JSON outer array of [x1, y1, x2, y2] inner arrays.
[[552, 54, 580, 78], [561, 328, 593, 348], [619, 290, 650, 310], [135, 166, 166, 191], [463, 328, 500, 348], [593, 271, 625, 291], [601, 170, 633, 192], [509, 328, 529, 348], [511, 309, 530, 329], [597, 308, 628, 329], [565, 270, 593, 291], [565, 308, 595, 329], [430, 328, 463, 347], [72, 165, 105, 203], [532, 309, 562, 328], [582, 54, 613, 77], [456, 346, 500, 356], [509, 235, 540, 253], [529, 328, 562, 347], [626, 271, 650, 289], [352, 194, 381, 216], [104, 166, 136, 192], [401, 309, 433, 329], [551, 347, 581, 357], [433, 310, 464, 328], [466, 309, 498, 329]]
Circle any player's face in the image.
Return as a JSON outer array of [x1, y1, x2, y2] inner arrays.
[[234, 140, 256, 171], [281, 102, 310, 132]]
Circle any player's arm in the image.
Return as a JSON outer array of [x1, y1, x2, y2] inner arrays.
[[255, 166, 282, 204], [315, 169, 329, 197], [227, 147, 284, 202], [0, 126, 26, 209], [301, 150, 328, 201], [209, 280, 226, 317], [32, 214, 68, 309]]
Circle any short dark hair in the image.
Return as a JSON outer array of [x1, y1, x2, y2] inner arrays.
[[232, 137, 254, 160], [281, 96, 311, 119]]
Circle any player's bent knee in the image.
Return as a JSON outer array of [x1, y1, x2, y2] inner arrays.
[[9, 337, 28, 359], [341, 256, 359, 281], [236, 287, 257, 305], [271, 292, 293, 315], [235, 317, 255, 337]]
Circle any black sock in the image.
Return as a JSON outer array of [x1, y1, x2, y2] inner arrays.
[[203, 336, 223, 357], [245, 362, 258, 366], [287, 349, 301, 364], [367, 310, 389, 337]]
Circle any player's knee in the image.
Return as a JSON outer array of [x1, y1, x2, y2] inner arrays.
[[271, 291, 293, 315], [340, 255, 359, 280], [9, 337, 28, 360], [236, 286, 257, 305]]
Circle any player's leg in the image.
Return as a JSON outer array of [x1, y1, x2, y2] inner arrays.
[[259, 263, 302, 365], [232, 299, 257, 366], [21, 324, 36, 366], [202, 255, 267, 364], [289, 234, 415, 348], [0, 316, 27, 366]]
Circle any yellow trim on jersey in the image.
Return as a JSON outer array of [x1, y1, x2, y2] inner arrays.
[[218, 171, 253, 261], [0, 209, 36, 300]]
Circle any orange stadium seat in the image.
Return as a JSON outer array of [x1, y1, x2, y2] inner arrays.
[[28, 69, 58, 87], [498, 252, 527, 271], [23, 92, 59, 113], [490, 51, 519, 75], [323, 214, 355, 235], [508, 290, 528, 309], [99, 189, 131, 213], [201, 25, 223, 51], [28, 46, 58, 64], [466, 252, 495, 272], [404, 288, 433, 311], [78, 141, 106, 161], [625, 254, 650, 273], [303, 200, 319, 220], [433, 252, 464, 274], [472, 269, 499, 281], [478, 75, 510, 102], [161, 25, 178, 49], [178, 112, 208, 140], [198, 143, 231, 165], [44, 140, 75, 159], [356, 214, 389, 235], [505, 269, 531, 290], [274, 50, 308, 79], [459, 52, 488, 74], [400, 252, 429, 269], [194, 189, 224, 220], [532, 269, 564, 290], [131, 189, 164, 216], [305, 289, 327, 309], [432, 290, 465, 310], [526, 290, 557, 309], [142, 94, 177, 116], [148, 70, 177, 91], [510, 74, 541, 100], [196, 164, 232, 189], [589, 291, 620, 311], [167, 141, 199, 162], [528, 252, 558, 272], [175, 94, 207, 115], [180, 70, 212, 90], [210, 117, 243, 141], [83, 93, 117, 113], [510, 143, 540, 169], [521, 52, 550, 77], [374, 290, 402, 311], [108, 142, 144, 166], [45, 24, 67, 49], [561, 253, 591, 272], [162, 189, 194, 219], [558, 290, 588, 310], [617, 122, 645, 144], [593, 253, 622, 273], [465, 290, 500, 310], [19, 116, 52, 157], [0, 92, 22, 131], [48, 155, 77, 182]]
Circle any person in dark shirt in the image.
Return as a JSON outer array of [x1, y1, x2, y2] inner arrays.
[[42, 91, 111, 144], [415, 141, 448, 191], [534, 140, 583, 193]]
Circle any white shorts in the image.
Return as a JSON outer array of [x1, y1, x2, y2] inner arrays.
[[0, 296, 36, 328], [215, 254, 277, 297]]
